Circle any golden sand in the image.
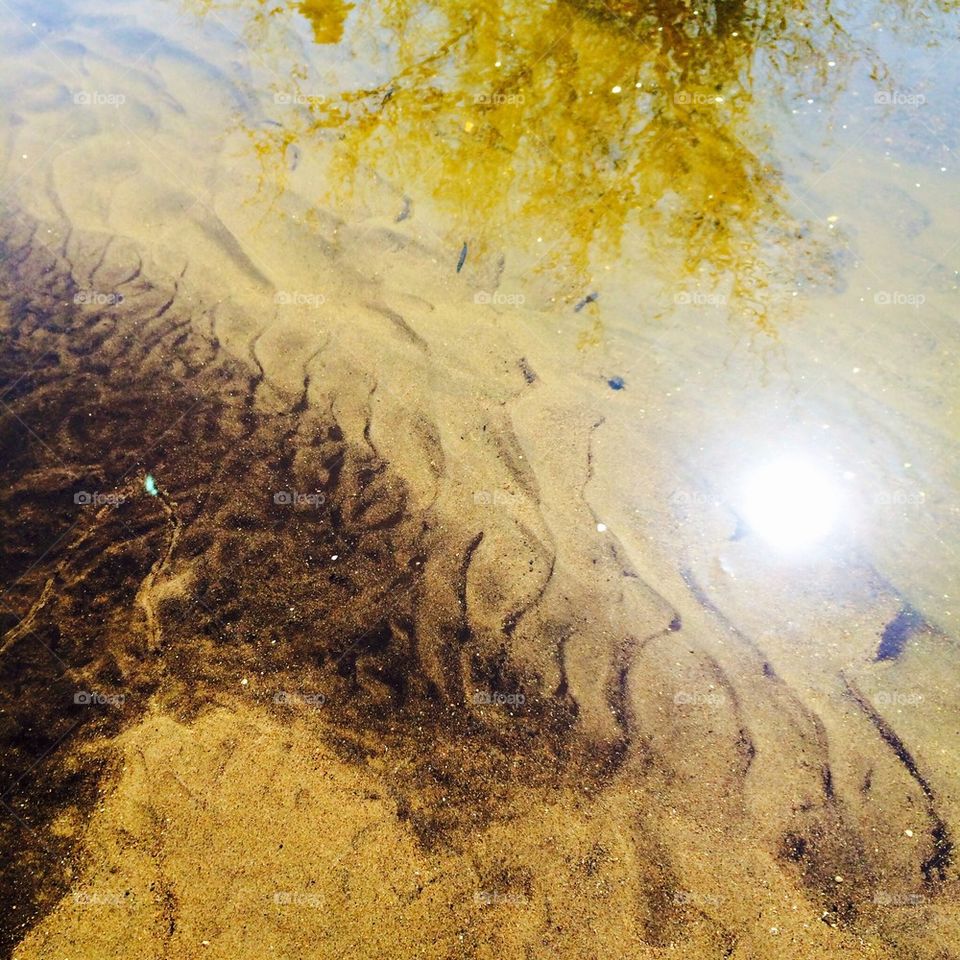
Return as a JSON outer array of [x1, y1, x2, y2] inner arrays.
[[0, 0, 958, 957]]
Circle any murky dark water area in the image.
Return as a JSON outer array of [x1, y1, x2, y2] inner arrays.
[[0, 213, 593, 951]]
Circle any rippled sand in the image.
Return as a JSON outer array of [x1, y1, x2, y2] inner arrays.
[[1, 0, 959, 957]]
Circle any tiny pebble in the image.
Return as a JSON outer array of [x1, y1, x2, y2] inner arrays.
[[597, 523, 607, 532], [905, 829, 914, 837]]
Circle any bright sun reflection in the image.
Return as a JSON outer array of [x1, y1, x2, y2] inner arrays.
[[741, 457, 842, 552]]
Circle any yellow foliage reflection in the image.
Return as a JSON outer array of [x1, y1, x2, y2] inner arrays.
[[184, 0, 948, 326], [295, 0, 354, 44]]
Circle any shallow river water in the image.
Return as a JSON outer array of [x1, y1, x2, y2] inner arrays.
[[0, 1, 958, 958]]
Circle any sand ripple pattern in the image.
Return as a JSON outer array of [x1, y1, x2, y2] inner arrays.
[[0, 211, 958, 958]]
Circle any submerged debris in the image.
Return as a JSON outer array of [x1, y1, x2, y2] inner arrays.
[[456, 241, 468, 273], [607, 376, 625, 391], [574, 291, 599, 311]]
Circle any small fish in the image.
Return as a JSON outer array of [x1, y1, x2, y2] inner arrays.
[[286, 143, 301, 172], [144, 473, 159, 497], [518, 357, 537, 384], [395, 196, 411, 223], [574, 291, 599, 312], [456, 242, 468, 273]]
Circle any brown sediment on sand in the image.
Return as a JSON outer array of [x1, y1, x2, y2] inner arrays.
[[0, 207, 958, 959], [0, 206, 609, 953]]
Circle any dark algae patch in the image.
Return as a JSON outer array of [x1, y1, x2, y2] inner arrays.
[[875, 605, 925, 661]]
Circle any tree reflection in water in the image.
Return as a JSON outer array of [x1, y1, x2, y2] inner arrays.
[[188, 0, 952, 327]]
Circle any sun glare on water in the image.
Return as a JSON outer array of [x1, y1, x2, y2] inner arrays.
[[740, 457, 844, 552]]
